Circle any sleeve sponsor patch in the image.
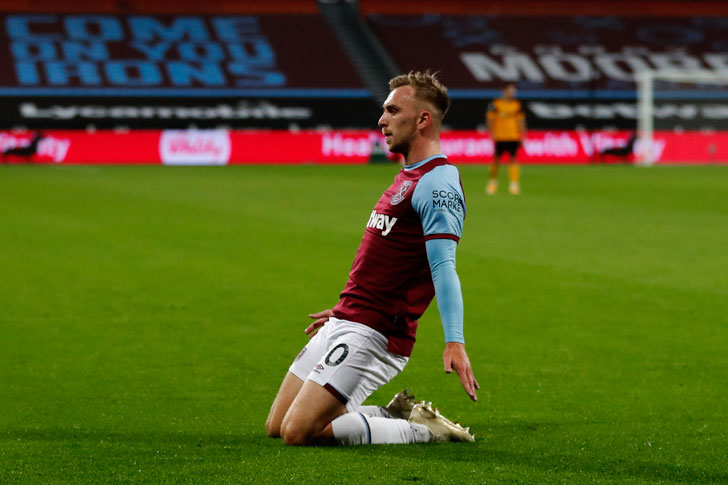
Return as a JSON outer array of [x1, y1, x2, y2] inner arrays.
[[431, 189, 464, 213]]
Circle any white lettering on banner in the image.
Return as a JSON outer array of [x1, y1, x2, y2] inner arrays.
[[578, 132, 632, 156], [0, 133, 70, 162], [574, 132, 665, 160], [159, 129, 230, 165], [650, 54, 704, 72], [635, 138, 666, 161], [540, 53, 593, 82], [18, 101, 312, 121], [40, 137, 71, 162], [441, 137, 493, 157], [522, 132, 579, 157], [704, 53, 728, 71], [440, 133, 580, 158], [530, 102, 728, 122], [322, 133, 371, 157], [367, 210, 397, 236], [593, 54, 651, 81], [530, 102, 638, 120], [703, 105, 728, 119], [460, 52, 545, 82], [460, 46, 728, 83]]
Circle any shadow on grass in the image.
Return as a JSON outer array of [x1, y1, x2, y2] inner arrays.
[[357, 443, 728, 483], [4, 428, 726, 483]]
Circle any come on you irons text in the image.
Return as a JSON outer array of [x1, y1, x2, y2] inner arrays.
[[6, 15, 285, 88]]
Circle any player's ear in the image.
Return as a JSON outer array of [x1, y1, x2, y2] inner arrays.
[[418, 110, 432, 129]]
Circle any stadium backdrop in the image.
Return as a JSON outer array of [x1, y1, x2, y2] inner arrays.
[[0, 12, 726, 164]]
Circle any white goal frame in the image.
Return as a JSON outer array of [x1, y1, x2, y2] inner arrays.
[[636, 70, 728, 165]]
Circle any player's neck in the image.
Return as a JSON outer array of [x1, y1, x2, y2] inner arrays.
[[403, 138, 442, 166]]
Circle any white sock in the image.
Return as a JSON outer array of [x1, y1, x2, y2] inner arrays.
[[331, 413, 432, 445], [356, 405, 392, 418]]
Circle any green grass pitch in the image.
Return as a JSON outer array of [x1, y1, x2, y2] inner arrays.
[[1, 164, 727, 484]]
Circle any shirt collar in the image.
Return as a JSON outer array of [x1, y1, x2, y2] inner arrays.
[[403, 154, 447, 171]]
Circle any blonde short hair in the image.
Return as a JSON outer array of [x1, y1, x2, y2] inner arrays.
[[388, 71, 451, 120]]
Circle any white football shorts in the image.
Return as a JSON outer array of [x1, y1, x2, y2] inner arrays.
[[288, 317, 408, 412]]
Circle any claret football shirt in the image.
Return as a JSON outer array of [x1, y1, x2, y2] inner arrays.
[[333, 154, 465, 356]]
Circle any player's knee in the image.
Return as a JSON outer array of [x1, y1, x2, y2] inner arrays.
[[265, 417, 281, 438], [280, 424, 308, 446], [280, 419, 316, 446]]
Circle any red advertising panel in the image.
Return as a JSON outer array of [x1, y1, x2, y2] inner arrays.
[[1, 129, 726, 165]]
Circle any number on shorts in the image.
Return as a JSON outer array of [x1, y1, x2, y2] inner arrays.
[[325, 343, 349, 366]]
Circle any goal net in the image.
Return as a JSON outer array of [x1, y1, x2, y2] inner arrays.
[[636, 70, 728, 165]]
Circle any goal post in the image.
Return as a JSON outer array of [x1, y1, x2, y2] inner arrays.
[[636, 70, 728, 165]]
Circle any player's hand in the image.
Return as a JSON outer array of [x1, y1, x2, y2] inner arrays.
[[305, 309, 334, 338], [443, 342, 480, 402]]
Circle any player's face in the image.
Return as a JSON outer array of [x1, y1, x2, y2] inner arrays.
[[378, 86, 419, 155], [503, 85, 516, 99]]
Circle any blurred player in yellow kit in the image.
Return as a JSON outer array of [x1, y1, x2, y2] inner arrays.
[[486, 83, 526, 195]]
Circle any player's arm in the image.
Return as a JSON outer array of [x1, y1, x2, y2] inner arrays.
[[518, 117, 526, 141], [412, 163, 479, 401], [517, 102, 526, 141], [425, 239, 480, 401], [426, 239, 463, 344], [486, 102, 496, 136]]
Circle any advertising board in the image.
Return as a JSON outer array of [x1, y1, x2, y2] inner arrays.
[[2, 129, 726, 164]]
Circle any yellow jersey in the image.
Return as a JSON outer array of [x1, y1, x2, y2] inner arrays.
[[487, 98, 525, 142]]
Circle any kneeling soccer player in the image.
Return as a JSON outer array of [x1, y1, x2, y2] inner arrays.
[[265, 71, 479, 446]]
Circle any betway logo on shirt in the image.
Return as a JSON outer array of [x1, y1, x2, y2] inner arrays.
[[367, 210, 398, 236]]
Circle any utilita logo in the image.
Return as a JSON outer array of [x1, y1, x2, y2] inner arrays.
[[159, 130, 231, 165]]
